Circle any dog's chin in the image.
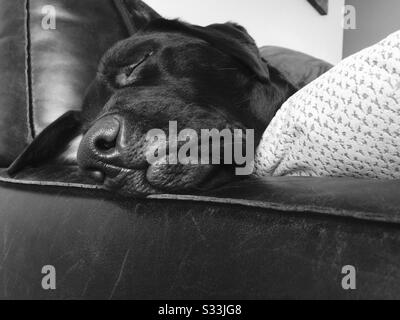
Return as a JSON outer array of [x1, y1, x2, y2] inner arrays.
[[87, 163, 233, 197], [102, 167, 157, 196]]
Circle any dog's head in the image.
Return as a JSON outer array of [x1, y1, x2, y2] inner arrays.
[[9, 17, 294, 196]]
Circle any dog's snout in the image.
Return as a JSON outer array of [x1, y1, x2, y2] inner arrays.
[[77, 115, 124, 181], [83, 115, 121, 158], [92, 118, 120, 154]]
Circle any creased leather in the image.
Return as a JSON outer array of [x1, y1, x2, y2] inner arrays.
[[0, 0, 156, 166], [1, 181, 400, 299], [0, 0, 30, 166], [29, 0, 134, 135]]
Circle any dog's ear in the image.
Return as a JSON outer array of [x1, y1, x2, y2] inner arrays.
[[204, 22, 269, 83], [147, 19, 269, 83], [7, 111, 84, 176], [114, 0, 162, 35]]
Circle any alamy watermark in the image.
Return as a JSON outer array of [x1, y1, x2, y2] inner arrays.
[[341, 265, 356, 290], [342, 5, 357, 30], [145, 121, 255, 176], [41, 265, 56, 290], [40, 4, 357, 31], [38, 263, 356, 292], [41, 5, 57, 30]]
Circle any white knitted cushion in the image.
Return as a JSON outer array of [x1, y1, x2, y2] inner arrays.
[[254, 31, 400, 179]]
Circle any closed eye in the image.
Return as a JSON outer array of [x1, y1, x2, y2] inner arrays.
[[115, 51, 154, 87]]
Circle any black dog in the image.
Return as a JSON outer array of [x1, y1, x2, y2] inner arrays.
[[9, 17, 298, 196]]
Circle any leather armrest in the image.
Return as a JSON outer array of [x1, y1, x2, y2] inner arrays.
[[0, 179, 400, 299]]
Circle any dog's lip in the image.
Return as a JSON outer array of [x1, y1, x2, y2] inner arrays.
[[80, 163, 135, 185], [85, 162, 232, 195], [98, 163, 151, 191], [93, 161, 148, 176], [102, 163, 130, 177], [101, 164, 159, 195], [103, 169, 130, 189]]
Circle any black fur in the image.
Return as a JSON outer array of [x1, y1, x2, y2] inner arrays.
[[9, 18, 297, 196]]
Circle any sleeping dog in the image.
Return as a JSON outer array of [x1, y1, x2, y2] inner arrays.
[[9, 17, 308, 196]]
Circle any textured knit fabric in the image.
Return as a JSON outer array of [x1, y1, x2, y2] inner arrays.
[[254, 31, 400, 179]]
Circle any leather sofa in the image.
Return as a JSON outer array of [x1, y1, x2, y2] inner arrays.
[[0, 0, 399, 300]]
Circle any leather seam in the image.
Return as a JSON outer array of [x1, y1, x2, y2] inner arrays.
[[25, 0, 35, 140], [0, 170, 398, 226]]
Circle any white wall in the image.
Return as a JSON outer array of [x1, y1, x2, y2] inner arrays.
[[343, 0, 400, 58], [145, 0, 344, 64]]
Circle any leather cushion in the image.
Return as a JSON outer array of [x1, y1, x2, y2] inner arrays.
[[0, 0, 30, 166], [29, 0, 134, 134], [0, 0, 159, 167], [260, 46, 333, 89]]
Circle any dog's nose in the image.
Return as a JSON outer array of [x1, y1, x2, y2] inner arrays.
[[92, 118, 120, 155], [77, 115, 123, 181]]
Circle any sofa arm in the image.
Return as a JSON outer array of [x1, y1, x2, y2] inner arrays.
[[1, 176, 400, 299]]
